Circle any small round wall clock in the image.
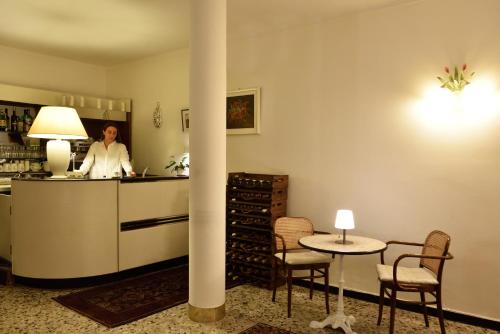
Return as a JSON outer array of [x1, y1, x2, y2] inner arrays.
[[153, 102, 162, 128]]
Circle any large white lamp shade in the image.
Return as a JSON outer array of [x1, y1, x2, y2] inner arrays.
[[28, 106, 88, 178], [334, 209, 355, 244]]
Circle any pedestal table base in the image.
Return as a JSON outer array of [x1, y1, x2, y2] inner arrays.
[[310, 311, 356, 333], [309, 254, 357, 334]]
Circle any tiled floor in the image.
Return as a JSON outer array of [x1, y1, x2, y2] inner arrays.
[[0, 282, 495, 334]]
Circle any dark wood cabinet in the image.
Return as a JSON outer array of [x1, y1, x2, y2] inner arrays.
[[226, 172, 288, 288]]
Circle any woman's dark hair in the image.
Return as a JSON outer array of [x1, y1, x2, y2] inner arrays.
[[100, 122, 122, 143]]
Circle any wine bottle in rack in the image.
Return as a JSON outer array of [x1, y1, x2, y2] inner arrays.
[[23, 109, 33, 133], [0, 108, 6, 131], [17, 110, 24, 133], [10, 108, 18, 132]]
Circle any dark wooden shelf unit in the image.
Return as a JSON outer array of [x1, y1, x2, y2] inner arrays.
[[226, 172, 288, 289]]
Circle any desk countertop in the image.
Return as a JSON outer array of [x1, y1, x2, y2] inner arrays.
[[11, 175, 188, 182]]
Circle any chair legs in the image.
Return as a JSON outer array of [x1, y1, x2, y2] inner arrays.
[[389, 289, 397, 334], [379, 286, 446, 334], [437, 289, 446, 334], [272, 264, 331, 318], [272, 261, 278, 303], [420, 291, 429, 327], [287, 268, 293, 318], [324, 266, 330, 314], [377, 284, 384, 326], [309, 269, 314, 299], [377, 284, 446, 334]]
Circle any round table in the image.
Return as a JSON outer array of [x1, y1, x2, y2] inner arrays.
[[299, 234, 387, 334]]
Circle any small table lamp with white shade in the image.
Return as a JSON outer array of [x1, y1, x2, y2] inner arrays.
[[334, 209, 355, 244], [27, 106, 88, 178]]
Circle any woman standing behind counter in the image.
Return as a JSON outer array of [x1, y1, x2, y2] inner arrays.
[[79, 122, 136, 179]]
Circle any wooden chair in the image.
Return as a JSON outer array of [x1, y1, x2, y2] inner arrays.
[[271, 217, 332, 318], [376, 230, 453, 334]]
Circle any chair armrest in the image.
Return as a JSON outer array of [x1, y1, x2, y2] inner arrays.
[[380, 240, 425, 264], [273, 233, 287, 256], [387, 240, 424, 247], [392, 252, 453, 289], [272, 233, 288, 275], [395, 252, 454, 265]]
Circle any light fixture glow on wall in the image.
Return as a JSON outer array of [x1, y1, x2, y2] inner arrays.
[[334, 209, 355, 245], [28, 106, 88, 178], [410, 64, 500, 134]]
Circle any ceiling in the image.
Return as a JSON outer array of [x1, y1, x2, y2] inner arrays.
[[0, 0, 418, 66]]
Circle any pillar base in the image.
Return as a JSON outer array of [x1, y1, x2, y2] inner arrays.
[[188, 303, 225, 322]]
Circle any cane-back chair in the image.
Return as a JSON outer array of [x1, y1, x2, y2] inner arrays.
[[272, 217, 332, 317], [376, 230, 453, 334]]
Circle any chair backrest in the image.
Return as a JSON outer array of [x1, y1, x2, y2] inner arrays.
[[420, 230, 451, 278], [274, 217, 314, 251]]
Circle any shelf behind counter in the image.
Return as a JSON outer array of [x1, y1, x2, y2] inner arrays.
[[9, 176, 189, 279]]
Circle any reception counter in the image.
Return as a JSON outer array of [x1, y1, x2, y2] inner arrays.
[[10, 176, 189, 279]]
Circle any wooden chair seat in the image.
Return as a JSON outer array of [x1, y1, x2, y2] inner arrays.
[[376, 264, 439, 285], [274, 250, 331, 265]]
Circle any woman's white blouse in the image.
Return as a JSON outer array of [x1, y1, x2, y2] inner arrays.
[[79, 141, 133, 179]]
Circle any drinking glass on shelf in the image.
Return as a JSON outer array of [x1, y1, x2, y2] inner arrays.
[[5, 146, 11, 159], [28, 146, 36, 159], [33, 145, 41, 159], [11, 146, 18, 159], [18, 146, 26, 159]]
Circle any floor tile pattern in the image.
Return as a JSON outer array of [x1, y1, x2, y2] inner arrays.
[[0, 283, 496, 333]]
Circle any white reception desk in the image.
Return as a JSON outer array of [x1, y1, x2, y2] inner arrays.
[[10, 176, 189, 279]]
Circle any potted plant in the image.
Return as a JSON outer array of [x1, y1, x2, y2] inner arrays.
[[165, 156, 189, 176]]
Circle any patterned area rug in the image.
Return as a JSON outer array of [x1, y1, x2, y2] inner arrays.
[[54, 265, 237, 328], [239, 323, 296, 334]]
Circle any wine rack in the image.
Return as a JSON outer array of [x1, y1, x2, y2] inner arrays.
[[226, 172, 288, 289]]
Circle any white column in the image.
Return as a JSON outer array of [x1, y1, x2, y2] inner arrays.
[[188, 0, 226, 322]]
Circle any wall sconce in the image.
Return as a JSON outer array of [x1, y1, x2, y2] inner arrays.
[[437, 64, 475, 92]]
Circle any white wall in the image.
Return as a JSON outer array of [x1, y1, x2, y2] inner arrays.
[[227, 0, 500, 320], [105, 49, 189, 175], [0, 45, 106, 96]]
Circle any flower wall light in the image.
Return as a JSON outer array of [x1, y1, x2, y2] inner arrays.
[[437, 64, 475, 92]]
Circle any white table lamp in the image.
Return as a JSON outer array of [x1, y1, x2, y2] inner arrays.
[[335, 209, 355, 244], [28, 106, 88, 178]]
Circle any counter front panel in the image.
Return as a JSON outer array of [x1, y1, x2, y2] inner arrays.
[[118, 179, 189, 271], [12, 180, 118, 279], [10, 177, 189, 279]]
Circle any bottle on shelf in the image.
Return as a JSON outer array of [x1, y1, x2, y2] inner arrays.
[[23, 109, 33, 133], [6, 108, 11, 132], [0, 108, 6, 131], [17, 110, 25, 133], [10, 108, 18, 132]]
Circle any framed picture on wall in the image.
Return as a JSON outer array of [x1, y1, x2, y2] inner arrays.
[[226, 87, 260, 135], [181, 108, 190, 132]]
